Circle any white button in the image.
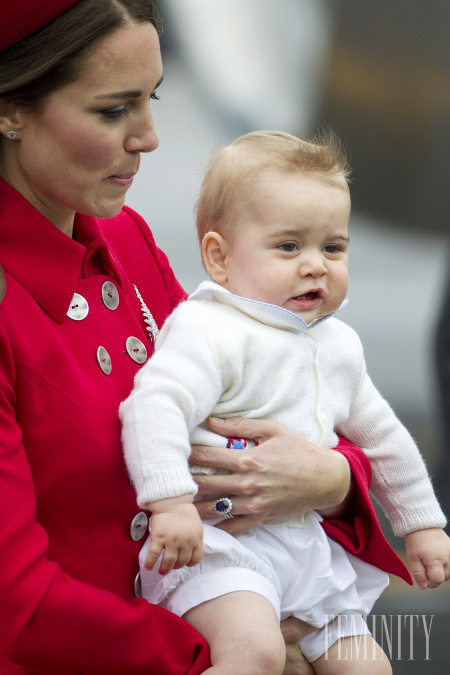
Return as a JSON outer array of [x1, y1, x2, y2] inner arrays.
[[96, 346, 112, 375], [131, 512, 148, 541], [320, 412, 327, 423], [67, 293, 89, 321], [134, 572, 142, 597], [101, 281, 119, 310], [126, 337, 148, 364]]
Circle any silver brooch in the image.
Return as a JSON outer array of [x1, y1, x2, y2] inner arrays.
[[133, 285, 160, 345]]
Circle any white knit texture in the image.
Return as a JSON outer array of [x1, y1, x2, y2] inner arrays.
[[120, 286, 446, 536]]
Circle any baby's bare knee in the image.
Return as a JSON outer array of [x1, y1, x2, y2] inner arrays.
[[235, 628, 286, 675]]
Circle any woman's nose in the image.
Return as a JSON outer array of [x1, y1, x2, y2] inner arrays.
[[125, 109, 159, 154]]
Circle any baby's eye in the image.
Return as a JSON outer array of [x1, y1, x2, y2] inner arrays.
[[279, 242, 298, 252], [323, 244, 339, 254]]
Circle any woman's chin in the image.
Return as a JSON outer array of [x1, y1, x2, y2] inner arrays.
[[82, 197, 127, 220]]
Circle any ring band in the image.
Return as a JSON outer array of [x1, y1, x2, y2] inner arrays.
[[214, 497, 234, 518]]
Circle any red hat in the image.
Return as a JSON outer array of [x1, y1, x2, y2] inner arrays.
[[1, 0, 82, 52]]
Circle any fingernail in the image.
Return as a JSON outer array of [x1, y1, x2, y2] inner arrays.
[[209, 417, 225, 424]]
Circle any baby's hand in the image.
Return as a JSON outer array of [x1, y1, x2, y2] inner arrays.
[[405, 527, 450, 589], [145, 495, 204, 575]]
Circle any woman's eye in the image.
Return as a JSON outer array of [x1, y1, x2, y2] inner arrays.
[[101, 107, 129, 120], [150, 91, 161, 101], [279, 242, 298, 252]]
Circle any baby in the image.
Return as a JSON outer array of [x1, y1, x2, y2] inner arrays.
[[120, 130, 449, 674]]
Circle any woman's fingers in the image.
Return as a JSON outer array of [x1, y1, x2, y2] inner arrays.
[[207, 415, 281, 443], [280, 616, 318, 642], [190, 415, 281, 473], [191, 417, 352, 529], [193, 495, 264, 535], [194, 495, 252, 519], [190, 445, 246, 472], [283, 643, 315, 675], [193, 471, 261, 496], [281, 618, 318, 675], [195, 495, 274, 534], [215, 514, 263, 535]]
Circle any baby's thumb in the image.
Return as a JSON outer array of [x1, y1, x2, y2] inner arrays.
[[425, 562, 445, 587]]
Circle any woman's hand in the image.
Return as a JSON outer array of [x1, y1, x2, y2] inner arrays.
[[190, 417, 351, 535], [281, 617, 316, 675]]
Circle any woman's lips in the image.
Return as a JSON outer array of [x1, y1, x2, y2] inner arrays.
[[109, 173, 135, 188]]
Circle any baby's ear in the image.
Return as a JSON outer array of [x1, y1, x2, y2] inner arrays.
[[201, 231, 230, 284]]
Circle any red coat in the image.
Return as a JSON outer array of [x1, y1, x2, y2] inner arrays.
[[0, 178, 410, 674], [0, 179, 210, 674], [323, 438, 412, 585]]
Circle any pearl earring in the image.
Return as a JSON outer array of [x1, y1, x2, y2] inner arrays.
[[6, 131, 17, 140]]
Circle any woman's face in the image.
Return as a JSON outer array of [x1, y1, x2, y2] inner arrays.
[[4, 21, 162, 235]]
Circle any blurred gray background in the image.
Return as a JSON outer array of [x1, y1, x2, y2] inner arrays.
[[126, 2, 450, 670]]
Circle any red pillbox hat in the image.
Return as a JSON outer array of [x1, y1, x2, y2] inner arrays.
[[1, 0, 82, 52]]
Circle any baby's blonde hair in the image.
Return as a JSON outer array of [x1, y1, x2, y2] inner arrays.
[[195, 128, 351, 244]]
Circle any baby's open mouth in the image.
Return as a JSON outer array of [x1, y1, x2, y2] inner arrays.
[[293, 290, 322, 301]]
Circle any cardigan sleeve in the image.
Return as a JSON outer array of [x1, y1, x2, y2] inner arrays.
[[120, 302, 227, 506], [0, 315, 210, 674], [337, 361, 446, 537]]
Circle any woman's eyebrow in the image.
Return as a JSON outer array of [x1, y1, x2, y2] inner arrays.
[[95, 74, 164, 100], [95, 90, 142, 99]]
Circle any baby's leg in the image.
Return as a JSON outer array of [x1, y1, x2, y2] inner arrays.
[[184, 590, 286, 675], [311, 634, 392, 675]]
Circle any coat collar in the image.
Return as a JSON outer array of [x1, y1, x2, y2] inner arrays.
[[0, 178, 122, 323], [188, 280, 348, 334]]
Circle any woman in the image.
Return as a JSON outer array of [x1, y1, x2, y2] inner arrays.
[[0, 1, 399, 673]]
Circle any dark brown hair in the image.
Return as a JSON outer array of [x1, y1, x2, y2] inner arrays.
[[0, 0, 160, 110]]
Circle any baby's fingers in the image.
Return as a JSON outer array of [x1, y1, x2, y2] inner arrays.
[[410, 558, 429, 589], [144, 540, 164, 571], [186, 544, 205, 568], [158, 543, 180, 576]]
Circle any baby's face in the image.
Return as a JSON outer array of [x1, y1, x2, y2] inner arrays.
[[222, 169, 351, 324]]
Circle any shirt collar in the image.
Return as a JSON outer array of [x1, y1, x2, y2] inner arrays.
[[0, 177, 121, 323], [188, 280, 348, 334]]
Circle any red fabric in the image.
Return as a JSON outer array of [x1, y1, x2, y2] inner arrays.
[[322, 437, 413, 585], [1, 0, 81, 52], [0, 178, 208, 674]]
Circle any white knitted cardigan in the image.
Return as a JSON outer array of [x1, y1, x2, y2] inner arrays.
[[120, 281, 446, 537]]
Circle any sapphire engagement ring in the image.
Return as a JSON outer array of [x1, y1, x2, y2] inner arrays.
[[214, 497, 234, 518]]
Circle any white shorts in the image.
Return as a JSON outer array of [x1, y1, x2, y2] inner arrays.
[[139, 512, 388, 661]]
